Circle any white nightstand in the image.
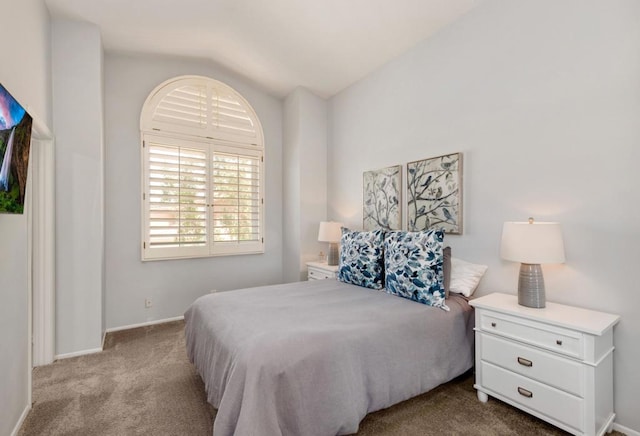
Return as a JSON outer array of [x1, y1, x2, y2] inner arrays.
[[470, 293, 620, 436], [306, 261, 339, 280]]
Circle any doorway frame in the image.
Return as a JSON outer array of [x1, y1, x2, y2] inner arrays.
[[27, 110, 55, 395]]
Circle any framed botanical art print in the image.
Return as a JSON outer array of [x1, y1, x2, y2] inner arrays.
[[407, 152, 463, 234], [363, 165, 401, 231]]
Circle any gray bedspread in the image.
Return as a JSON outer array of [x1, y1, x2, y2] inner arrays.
[[184, 279, 474, 436]]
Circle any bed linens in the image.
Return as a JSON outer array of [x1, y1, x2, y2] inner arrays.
[[185, 279, 474, 436]]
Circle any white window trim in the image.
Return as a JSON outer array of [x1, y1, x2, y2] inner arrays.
[[140, 76, 265, 261]]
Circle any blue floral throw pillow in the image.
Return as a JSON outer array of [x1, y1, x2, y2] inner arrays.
[[384, 229, 449, 311], [338, 228, 385, 290]]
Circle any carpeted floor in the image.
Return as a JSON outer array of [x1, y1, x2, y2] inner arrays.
[[19, 321, 624, 436]]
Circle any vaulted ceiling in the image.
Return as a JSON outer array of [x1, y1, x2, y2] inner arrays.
[[45, 0, 481, 98]]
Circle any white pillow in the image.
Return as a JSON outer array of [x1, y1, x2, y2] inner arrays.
[[450, 257, 488, 297]]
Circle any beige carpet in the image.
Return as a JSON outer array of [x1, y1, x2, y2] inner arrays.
[[19, 321, 624, 436]]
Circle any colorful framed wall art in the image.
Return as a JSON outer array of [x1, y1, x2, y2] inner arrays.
[[0, 83, 33, 214]]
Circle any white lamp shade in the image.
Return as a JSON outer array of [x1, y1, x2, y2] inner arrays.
[[501, 221, 565, 264], [318, 221, 343, 243]]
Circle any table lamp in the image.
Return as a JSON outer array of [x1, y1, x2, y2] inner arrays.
[[500, 218, 565, 308], [318, 221, 343, 266]]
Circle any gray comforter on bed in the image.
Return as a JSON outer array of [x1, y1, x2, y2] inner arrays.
[[184, 279, 474, 436]]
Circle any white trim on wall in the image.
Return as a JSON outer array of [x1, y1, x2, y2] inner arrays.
[[26, 109, 54, 432], [104, 315, 185, 334], [10, 404, 31, 436], [15, 113, 54, 434], [55, 347, 103, 360], [25, 143, 33, 410], [31, 136, 55, 367], [28, 107, 55, 367], [55, 316, 186, 360], [613, 423, 640, 436]]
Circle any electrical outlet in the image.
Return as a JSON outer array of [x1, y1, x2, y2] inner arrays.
[[145, 298, 152, 308]]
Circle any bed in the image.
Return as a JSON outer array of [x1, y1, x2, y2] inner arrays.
[[184, 278, 475, 436]]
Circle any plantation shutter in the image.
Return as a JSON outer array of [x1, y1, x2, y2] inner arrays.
[[143, 77, 262, 145], [211, 147, 262, 246], [144, 136, 209, 259], [210, 88, 258, 140], [152, 84, 207, 130], [141, 76, 264, 261]]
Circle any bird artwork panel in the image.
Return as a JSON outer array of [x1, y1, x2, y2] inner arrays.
[[407, 152, 463, 234], [363, 165, 401, 231]]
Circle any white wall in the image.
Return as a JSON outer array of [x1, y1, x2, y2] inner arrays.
[[283, 88, 328, 282], [283, 91, 302, 282], [328, 0, 640, 432], [0, 0, 52, 434], [52, 19, 105, 356], [0, 215, 30, 436], [103, 53, 283, 329]]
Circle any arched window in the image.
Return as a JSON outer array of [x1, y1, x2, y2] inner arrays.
[[140, 76, 264, 260]]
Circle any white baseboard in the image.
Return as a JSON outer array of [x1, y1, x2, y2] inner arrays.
[[105, 315, 184, 334], [614, 422, 640, 436], [55, 347, 103, 360], [54, 317, 184, 360], [11, 403, 31, 436]]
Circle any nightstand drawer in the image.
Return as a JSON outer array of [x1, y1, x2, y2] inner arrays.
[[308, 267, 335, 280], [481, 361, 584, 432], [480, 334, 584, 397], [480, 312, 583, 359]]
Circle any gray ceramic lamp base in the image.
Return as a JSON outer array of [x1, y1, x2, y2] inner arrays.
[[327, 243, 339, 266], [518, 263, 546, 308]]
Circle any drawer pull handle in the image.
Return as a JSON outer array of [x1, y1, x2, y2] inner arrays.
[[517, 387, 533, 398], [491, 322, 497, 328], [556, 339, 563, 346], [517, 357, 533, 367]]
